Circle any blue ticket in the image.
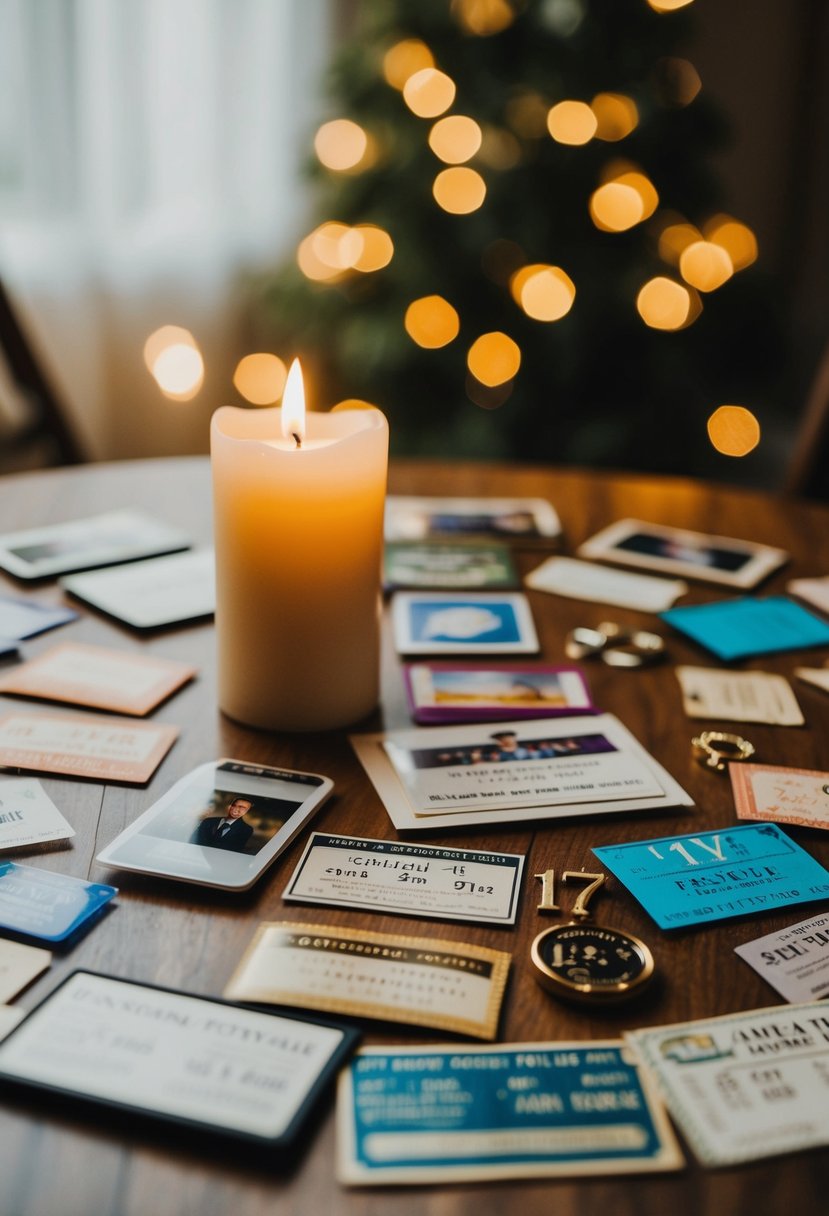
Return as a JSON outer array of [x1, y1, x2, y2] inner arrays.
[[594, 823, 829, 930], [659, 596, 829, 661], [0, 862, 117, 944], [337, 1042, 682, 1183]]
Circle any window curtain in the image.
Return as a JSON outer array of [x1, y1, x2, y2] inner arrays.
[[0, 0, 331, 460]]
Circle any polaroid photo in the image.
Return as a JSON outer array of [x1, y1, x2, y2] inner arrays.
[[577, 518, 787, 589], [351, 713, 693, 832], [61, 548, 215, 629], [403, 662, 594, 725], [0, 711, 178, 784], [384, 542, 518, 591], [385, 496, 561, 544], [0, 970, 358, 1152], [0, 510, 191, 581], [0, 643, 197, 716], [392, 592, 539, 655], [96, 759, 333, 890]]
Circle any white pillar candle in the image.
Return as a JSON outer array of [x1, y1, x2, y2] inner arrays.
[[211, 364, 388, 731]]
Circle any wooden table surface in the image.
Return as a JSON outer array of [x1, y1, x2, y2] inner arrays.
[[0, 456, 827, 1216]]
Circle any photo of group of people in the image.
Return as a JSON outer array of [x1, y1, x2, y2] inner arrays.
[[405, 730, 617, 771]]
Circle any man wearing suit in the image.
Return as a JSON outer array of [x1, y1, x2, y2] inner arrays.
[[192, 797, 255, 852]]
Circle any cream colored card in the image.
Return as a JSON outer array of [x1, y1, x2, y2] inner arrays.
[[730, 763, 829, 830], [224, 922, 510, 1040], [526, 556, 687, 612], [0, 642, 196, 716], [0, 1006, 24, 1040], [795, 667, 829, 695], [0, 939, 51, 1003], [0, 711, 178, 783], [675, 666, 804, 725], [0, 777, 75, 851], [787, 575, 829, 616]]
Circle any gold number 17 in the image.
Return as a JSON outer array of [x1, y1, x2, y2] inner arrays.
[[534, 870, 606, 919]]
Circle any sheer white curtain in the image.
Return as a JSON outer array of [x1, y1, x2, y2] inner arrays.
[[0, 0, 331, 459]]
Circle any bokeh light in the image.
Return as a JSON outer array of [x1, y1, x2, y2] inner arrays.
[[403, 68, 456, 118], [636, 277, 695, 330], [383, 39, 434, 90], [510, 264, 576, 321], [547, 100, 597, 145], [433, 166, 487, 214], [467, 332, 521, 386], [428, 115, 483, 163], [505, 91, 550, 138], [655, 57, 702, 106], [233, 354, 288, 405], [478, 125, 522, 169], [705, 215, 758, 270], [647, 0, 695, 11], [679, 240, 733, 291], [452, 0, 517, 36], [351, 225, 394, 272], [707, 405, 761, 456], [331, 398, 381, 412], [613, 170, 659, 219], [657, 219, 702, 264], [591, 93, 639, 141], [404, 295, 460, 348], [314, 119, 369, 172], [144, 327, 204, 401], [589, 182, 644, 231]]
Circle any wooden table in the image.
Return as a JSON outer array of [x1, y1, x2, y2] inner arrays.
[[0, 457, 827, 1216]]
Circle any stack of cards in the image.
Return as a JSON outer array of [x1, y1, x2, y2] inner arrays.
[[352, 713, 692, 831]]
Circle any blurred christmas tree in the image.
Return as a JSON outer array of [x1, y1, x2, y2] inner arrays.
[[251, 0, 784, 474]]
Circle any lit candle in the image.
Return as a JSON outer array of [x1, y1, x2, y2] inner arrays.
[[211, 361, 388, 731]]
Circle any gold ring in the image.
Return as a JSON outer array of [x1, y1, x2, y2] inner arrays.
[[692, 730, 755, 773]]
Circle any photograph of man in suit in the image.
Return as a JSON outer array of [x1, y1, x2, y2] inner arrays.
[[192, 797, 255, 852]]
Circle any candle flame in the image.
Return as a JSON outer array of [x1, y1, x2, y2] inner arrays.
[[281, 358, 305, 443]]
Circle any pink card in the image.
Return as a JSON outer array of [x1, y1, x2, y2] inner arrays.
[[730, 763, 829, 831], [0, 711, 178, 783], [0, 643, 196, 716]]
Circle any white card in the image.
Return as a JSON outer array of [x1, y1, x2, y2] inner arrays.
[[0, 939, 51, 1002], [735, 913, 829, 1002], [0, 778, 75, 851], [526, 556, 687, 612], [627, 1002, 829, 1165], [283, 833, 524, 925], [795, 666, 829, 695], [675, 666, 805, 725], [0, 1006, 24, 1040], [61, 548, 215, 629], [787, 575, 829, 616]]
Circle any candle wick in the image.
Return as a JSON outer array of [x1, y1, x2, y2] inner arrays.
[[292, 432, 302, 449]]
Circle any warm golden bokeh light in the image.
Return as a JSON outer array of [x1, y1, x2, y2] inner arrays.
[[656, 57, 702, 106], [382, 39, 434, 90], [707, 405, 761, 457], [403, 68, 456, 118], [314, 119, 368, 171], [679, 240, 734, 292], [589, 182, 645, 231], [331, 398, 381, 412], [452, 0, 516, 36], [467, 331, 521, 386], [505, 91, 550, 138], [657, 220, 702, 264], [433, 166, 487, 214], [591, 93, 639, 141], [296, 233, 342, 282], [705, 215, 758, 271], [151, 343, 204, 400], [636, 277, 693, 330], [477, 125, 521, 169], [647, 0, 695, 11], [547, 100, 597, 145], [233, 353, 288, 405], [614, 171, 659, 219], [404, 295, 461, 349], [510, 264, 576, 322], [143, 325, 196, 372], [428, 115, 483, 164], [351, 225, 394, 272]]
